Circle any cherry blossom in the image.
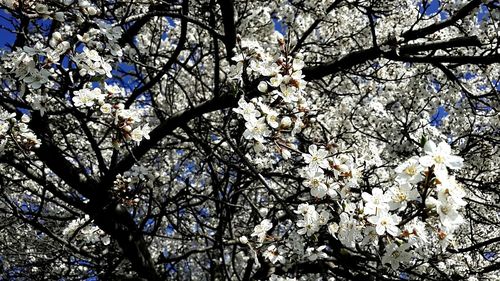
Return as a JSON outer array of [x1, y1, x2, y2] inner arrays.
[[419, 140, 464, 171]]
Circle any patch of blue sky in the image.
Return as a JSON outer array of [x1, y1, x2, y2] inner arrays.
[[74, 259, 94, 267], [198, 207, 209, 218], [164, 262, 177, 274], [418, 0, 441, 15], [32, 17, 53, 37], [111, 62, 141, 90], [0, 8, 16, 49], [272, 17, 287, 36], [483, 251, 496, 261], [165, 224, 175, 236], [477, 3, 491, 23], [19, 200, 40, 215], [143, 218, 155, 232], [430, 106, 448, 127], [399, 271, 410, 280]]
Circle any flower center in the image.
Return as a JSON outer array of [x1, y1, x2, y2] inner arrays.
[[311, 179, 320, 187], [404, 165, 417, 176], [434, 155, 445, 164]]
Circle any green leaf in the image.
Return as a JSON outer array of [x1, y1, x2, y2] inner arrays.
[[420, 135, 427, 148]]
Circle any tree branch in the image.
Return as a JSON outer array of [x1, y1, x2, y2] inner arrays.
[[217, 0, 237, 63]]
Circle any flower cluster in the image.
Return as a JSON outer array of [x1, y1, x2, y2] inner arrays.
[[72, 87, 106, 107], [0, 112, 40, 153], [232, 37, 468, 273], [247, 140, 466, 271], [231, 34, 309, 153], [73, 47, 112, 78], [352, 140, 465, 270], [250, 219, 272, 243], [111, 104, 151, 144], [295, 203, 330, 236], [7, 45, 53, 90], [62, 215, 110, 246], [71, 82, 150, 144]]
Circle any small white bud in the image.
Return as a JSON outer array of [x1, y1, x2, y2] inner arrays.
[[86, 6, 98, 16], [280, 116, 292, 128], [21, 114, 30, 123], [239, 236, 249, 244], [257, 81, 268, 93]]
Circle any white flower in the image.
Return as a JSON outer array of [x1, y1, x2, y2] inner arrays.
[[243, 117, 271, 143], [130, 125, 151, 143], [403, 220, 428, 245], [328, 223, 339, 237], [292, 58, 305, 71], [21, 114, 30, 123], [428, 197, 464, 231], [388, 183, 420, 211], [35, 4, 49, 14], [233, 98, 261, 121], [317, 210, 330, 226], [296, 206, 321, 236], [269, 74, 283, 87], [100, 103, 112, 114], [305, 246, 327, 261], [72, 89, 94, 107], [278, 84, 298, 103], [362, 188, 390, 215], [296, 218, 319, 236], [337, 212, 362, 248], [263, 245, 286, 264], [239, 236, 249, 244], [395, 156, 424, 184], [105, 83, 123, 95], [419, 140, 463, 171], [381, 243, 412, 270], [367, 210, 401, 236], [72, 88, 106, 107], [280, 116, 292, 128], [260, 103, 279, 128], [303, 170, 328, 198], [303, 144, 329, 170], [435, 175, 467, 207], [251, 219, 272, 243], [295, 203, 314, 216]]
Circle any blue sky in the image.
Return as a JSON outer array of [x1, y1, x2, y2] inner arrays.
[[0, 8, 16, 49]]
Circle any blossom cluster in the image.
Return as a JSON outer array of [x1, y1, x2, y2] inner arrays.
[[62, 215, 110, 246], [233, 38, 468, 273], [0, 112, 40, 154], [73, 47, 113, 78], [71, 82, 150, 144], [248, 140, 466, 271], [231, 33, 309, 154]]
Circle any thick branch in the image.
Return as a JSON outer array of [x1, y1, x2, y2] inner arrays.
[[217, 0, 237, 63], [398, 36, 481, 54], [303, 36, 488, 80], [385, 53, 500, 65], [302, 47, 382, 80], [402, 0, 482, 41], [102, 91, 241, 187]]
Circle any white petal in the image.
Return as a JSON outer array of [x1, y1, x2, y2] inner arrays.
[[437, 141, 452, 155], [423, 140, 437, 155], [419, 155, 434, 167], [446, 155, 463, 170]]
